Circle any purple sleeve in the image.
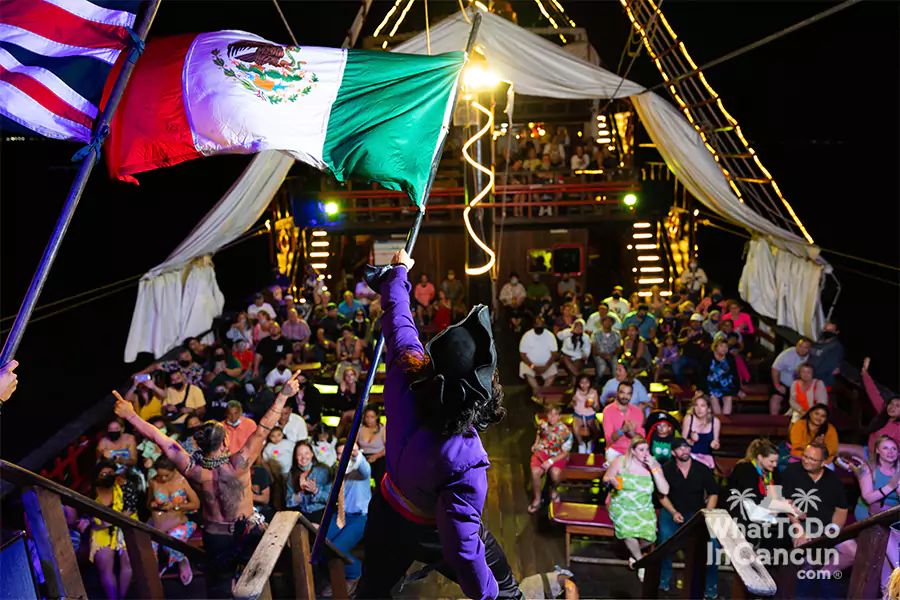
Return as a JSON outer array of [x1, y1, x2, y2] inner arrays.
[[435, 467, 498, 600], [380, 266, 425, 366]]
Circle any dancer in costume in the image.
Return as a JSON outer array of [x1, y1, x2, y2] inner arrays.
[[112, 372, 301, 598], [357, 250, 523, 599]]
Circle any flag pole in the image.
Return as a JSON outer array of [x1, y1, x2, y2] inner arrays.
[[311, 12, 483, 563], [0, 0, 162, 369]]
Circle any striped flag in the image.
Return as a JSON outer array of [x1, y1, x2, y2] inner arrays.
[[106, 31, 464, 206], [0, 0, 139, 142]]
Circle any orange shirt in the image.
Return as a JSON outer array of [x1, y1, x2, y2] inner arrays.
[[789, 420, 838, 464]]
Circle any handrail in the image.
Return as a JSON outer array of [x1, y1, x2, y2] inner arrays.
[[295, 511, 353, 564], [795, 504, 900, 551], [0, 459, 203, 560], [309, 180, 641, 199], [632, 510, 705, 569]]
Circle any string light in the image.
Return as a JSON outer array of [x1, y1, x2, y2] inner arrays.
[[461, 100, 496, 276], [620, 0, 814, 244], [389, 0, 417, 38], [374, 0, 405, 37]]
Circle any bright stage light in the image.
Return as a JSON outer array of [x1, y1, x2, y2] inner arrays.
[[464, 66, 500, 89], [324, 202, 339, 216], [624, 193, 638, 206]]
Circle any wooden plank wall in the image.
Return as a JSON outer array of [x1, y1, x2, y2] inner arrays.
[[497, 228, 589, 293]]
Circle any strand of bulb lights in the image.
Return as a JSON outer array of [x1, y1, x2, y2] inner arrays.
[[618, 0, 814, 245], [373, 0, 404, 37], [461, 100, 497, 276]]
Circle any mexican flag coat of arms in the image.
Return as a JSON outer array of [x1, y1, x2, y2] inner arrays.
[[105, 31, 465, 206]]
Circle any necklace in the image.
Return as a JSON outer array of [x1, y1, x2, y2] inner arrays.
[[189, 451, 233, 470]]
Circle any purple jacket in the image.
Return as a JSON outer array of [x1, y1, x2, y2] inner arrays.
[[380, 266, 499, 600]]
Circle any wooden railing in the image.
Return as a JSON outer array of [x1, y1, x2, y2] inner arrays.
[[771, 505, 900, 600], [633, 508, 776, 599], [0, 459, 204, 600], [233, 510, 352, 600]]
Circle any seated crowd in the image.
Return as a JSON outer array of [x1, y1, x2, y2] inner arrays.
[[513, 266, 897, 598]]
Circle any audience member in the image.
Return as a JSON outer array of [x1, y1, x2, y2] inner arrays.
[[141, 349, 205, 388], [316, 303, 344, 347], [682, 394, 720, 469], [580, 293, 596, 320], [721, 300, 755, 336], [518, 567, 578, 599], [90, 459, 138, 600], [645, 411, 680, 464], [569, 145, 590, 171], [349, 308, 370, 345], [571, 374, 600, 453], [526, 274, 552, 307], [413, 273, 436, 325], [697, 288, 726, 316], [226, 312, 252, 346], [557, 273, 579, 299], [621, 324, 651, 373], [265, 360, 293, 390], [148, 456, 200, 585], [223, 401, 258, 454], [523, 147, 542, 171], [180, 415, 202, 455], [657, 438, 719, 596], [335, 326, 364, 382], [499, 272, 527, 331], [839, 358, 900, 464], [312, 422, 338, 468], [601, 382, 646, 464], [656, 307, 678, 340], [322, 440, 371, 596], [431, 289, 453, 333], [647, 286, 666, 318], [233, 339, 254, 376], [697, 339, 742, 415], [277, 400, 309, 443], [789, 404, 838, 465], [97, 417, 138, 479], [334, 367, 360, 436], [727, 332, 751, 384], [528, 405, 572, 513], [358, 405, 386, 492], [204, 346, 243, 391], [557, 319, 591, 379], [251, 454, 275, 522], [293, 372, 322, 427], [137, 416, 168, 476], [253, 322, 292, 380], [591, 314, 621, 383], [769, 338, 812, 415], [678, 259, 708, 299], [604, 436, 668, 581], [586, 303, 622, 336], [852, 435, 900, 521], [125, 376, 163, 421], [808, 321, 844, 391], [262, 426, 294, 477], [252, 311, 272, 345], [602, 285, 630, 320], [247, 292, 276, 321], [653, 333, 679, 382], [788, 363, 828, 423], [354, 276, 377, 308], [519, 317, 560, 396], [337, 291, 363, 321], [623, 304, 658, 341], [553, 303, 576, 334], [600, 362, 651, 413], [282, 308, 311, 344], [702, 310, 721, 338], [440, 269, 465, 308], [279, 294, 296, 322], [782, 442, 851, 595], [286, 440, 332, 522]]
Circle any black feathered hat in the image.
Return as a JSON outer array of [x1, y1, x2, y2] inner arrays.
[[645, 410, 680, 433]]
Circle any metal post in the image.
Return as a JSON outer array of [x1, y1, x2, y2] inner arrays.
[[0, 0, 162, 365], [311, 12, 482, 562]]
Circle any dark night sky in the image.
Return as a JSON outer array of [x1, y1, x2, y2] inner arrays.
[[1, 1, 897, 461]]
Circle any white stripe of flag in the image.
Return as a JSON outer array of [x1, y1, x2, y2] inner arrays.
[[0, 79, 92, 141], [0, 47, 99, 119], [41, 0, 137, 29], [0, 23, 121, 65]]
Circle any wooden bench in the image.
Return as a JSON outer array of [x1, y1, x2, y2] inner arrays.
[[561, 453, 606, 482], [718, 414, 790, 438], [549, 502, 616, 566]]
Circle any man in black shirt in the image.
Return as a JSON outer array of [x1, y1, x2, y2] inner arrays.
[[253, 323, 292, 379], [781, 442, 849, 599], [658, 438, 719, 597]]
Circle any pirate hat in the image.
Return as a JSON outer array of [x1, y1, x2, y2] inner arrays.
[[415, 304, 497, 411], [644, 410, 680, 432]]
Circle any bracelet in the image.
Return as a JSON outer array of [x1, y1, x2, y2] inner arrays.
[[617, 429, 623, 436], [258, 422, 273, 431], [651, 468, 659, 474]]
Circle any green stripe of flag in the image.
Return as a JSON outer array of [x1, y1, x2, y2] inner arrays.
[[322, 50, 466, 207]]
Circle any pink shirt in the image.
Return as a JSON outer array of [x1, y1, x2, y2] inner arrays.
[[602, 403, 646, 454], [864, 371, 900, 457], [722, 311, 755, 334], [414, 282, 435, 307], [572, 389, 599, 417]]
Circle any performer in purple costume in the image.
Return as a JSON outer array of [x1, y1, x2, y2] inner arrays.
[[357, 250, 522, 599]]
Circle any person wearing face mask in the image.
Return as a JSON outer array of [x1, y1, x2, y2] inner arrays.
[[602, 285, 631, 320], [519, 317, 560, 397], [441, 268, 465, 309], [222, 400, 258, 454], [350, 307, 370, 342], [124, 375, 163, 421], [137, 417, 169, 477], [265, 358, 294, 389], [204, 346, 243, 391], [135, 349, 205, 387], [145, 371, 206, 425], [286, 440, 333, 522], [180, 415, 203, 455], [499, 271, 527, 332], [97, 418, 138, 470], [90, 459, 139, 600], [678, 258, 708, 301], [697, 287, 726, 316], [807, 321, 844, 391]]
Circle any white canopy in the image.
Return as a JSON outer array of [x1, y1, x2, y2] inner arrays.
[[125, 9, 825, 360]]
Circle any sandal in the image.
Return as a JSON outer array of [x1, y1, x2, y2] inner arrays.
[[527, 501, 541, 514], [550, 490, 560, 503]]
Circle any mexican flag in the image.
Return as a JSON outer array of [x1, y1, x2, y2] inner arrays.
[[105, 31, 465, 206]]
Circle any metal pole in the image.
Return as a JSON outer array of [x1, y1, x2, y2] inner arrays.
[[0, 0, 162, 365], [311, 13, 482, 562]]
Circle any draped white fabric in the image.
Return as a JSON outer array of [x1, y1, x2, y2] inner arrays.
[[126, 8, 826, 359], [124, 151, 294, 361]]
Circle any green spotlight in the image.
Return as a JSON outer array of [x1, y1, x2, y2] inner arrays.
[[623, 193, 638, 206], [324, 201, 339, 216]]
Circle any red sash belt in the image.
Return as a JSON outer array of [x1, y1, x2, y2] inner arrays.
[[381, 473, 436, 525]]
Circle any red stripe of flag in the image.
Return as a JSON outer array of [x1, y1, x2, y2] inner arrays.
[[0, 63, 94, 130], [0, 0, 130, 51]]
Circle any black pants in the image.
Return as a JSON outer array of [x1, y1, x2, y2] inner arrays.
[[201, 522, 265, 599], [358, 491, 522, 599]]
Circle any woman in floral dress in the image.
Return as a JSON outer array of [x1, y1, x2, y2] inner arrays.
[[603, 436, 669, 581]]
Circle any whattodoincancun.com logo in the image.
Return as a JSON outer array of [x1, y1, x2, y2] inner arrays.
[[706, 486, 841, 568]]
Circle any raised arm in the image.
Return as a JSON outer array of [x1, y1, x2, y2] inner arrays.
[[861, 357, 885, 412], [234, 372, 301, 472], [114, 391, 192, 475], [378, 251, 424, 368]]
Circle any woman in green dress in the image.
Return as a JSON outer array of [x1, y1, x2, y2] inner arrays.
[[603, 436, 670, 580]]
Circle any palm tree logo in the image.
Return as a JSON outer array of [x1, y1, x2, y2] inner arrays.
[[727, 488, 756, 520], [791, 489, 821, 514]]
